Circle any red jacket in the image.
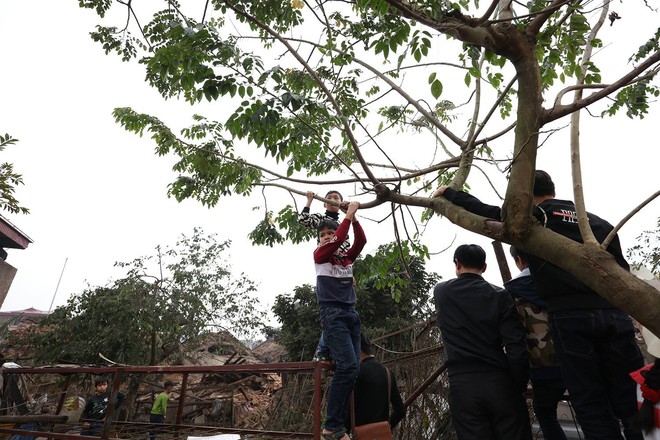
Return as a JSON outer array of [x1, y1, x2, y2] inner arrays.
[[313, 219, 366, 308]]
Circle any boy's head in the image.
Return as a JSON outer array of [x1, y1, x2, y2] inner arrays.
[[164, 380, 175, 392], [323, 190, 343, 213], [317, 219, 340, 246], [360, 332, 373, 356], [509, 246, 528, 272], [453, 244, 487, 274], [94, 376, 109, 394]]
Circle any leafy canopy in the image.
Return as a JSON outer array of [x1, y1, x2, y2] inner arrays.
[[76, 0, 660, 239], [77, 1, 660, 334]]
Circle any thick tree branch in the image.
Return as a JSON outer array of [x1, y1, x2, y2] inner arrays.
[[526, 0, 576, 37], [411, 194, 660, 335]]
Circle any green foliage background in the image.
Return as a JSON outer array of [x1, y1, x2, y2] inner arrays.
[[25, 228, 265, 365]]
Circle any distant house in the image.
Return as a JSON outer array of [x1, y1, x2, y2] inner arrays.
[[0, 307, 49, 325], [0, 215, 32, 308]]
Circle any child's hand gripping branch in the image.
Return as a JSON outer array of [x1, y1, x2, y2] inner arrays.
[[344, 201, 359, 221]]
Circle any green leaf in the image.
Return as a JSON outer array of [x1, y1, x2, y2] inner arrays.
[[431, 79, 443, 99]]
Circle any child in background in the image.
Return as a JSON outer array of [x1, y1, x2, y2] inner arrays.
[[150, 380, 175, 440], [81, 376, 124, 436]]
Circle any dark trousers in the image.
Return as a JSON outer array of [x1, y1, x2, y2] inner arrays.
[[448, 370, 532, 440], [149, 413, 165, 440], [549, 309, 644, 440], [320, 306, 360, 433], [531, 378, 568, 440]]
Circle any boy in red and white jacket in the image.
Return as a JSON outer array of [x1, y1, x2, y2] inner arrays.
[[313, 201, 366, 440]]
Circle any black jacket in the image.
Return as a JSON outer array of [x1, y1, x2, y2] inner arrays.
[[345, 357, 406, 431], [442, 188, 628, 311], [434, 273, 529, 390]]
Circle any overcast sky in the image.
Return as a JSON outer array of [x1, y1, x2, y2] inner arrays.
[[0, 1, 658, 320]]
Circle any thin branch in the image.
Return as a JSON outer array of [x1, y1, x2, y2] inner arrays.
[[472, 163, 505, 200], [570, 0, 608, 246], [474, 0, 501, 25], [201, 0, 210, 24], [281, 36, 467, 149], [553, 67, 660, 107], [257, 182, 385, 209], [354, 119, 403, 183], [177, 133, 460, 185], [391, 203, 412, 279], [603, 189, 660, 249], [465, 53, 485, 150], [471, 75, 518, 144], [366, 162, 417, 173], [526, 0, 576, 36]]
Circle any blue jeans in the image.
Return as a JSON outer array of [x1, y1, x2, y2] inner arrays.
[[549, 309, 644, 440], [319, 306, 360, 433], [531, 378, 568, 440]]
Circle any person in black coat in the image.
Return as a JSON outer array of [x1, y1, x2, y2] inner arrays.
[[345, 333, 406, 433], [434, 244, 531, 440]]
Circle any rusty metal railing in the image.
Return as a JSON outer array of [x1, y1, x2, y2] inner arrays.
[[0, 361, 328, 440]]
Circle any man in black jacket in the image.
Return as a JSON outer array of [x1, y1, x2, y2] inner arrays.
[[434, 171, 644, 440], [434, 244, 531, 440]]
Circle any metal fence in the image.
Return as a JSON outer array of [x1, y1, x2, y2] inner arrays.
[[0, 319, 573, 439]]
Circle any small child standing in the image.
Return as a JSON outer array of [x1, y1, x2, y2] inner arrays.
[[150, 380, 175, 440], [314, 201, 366, 440]]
